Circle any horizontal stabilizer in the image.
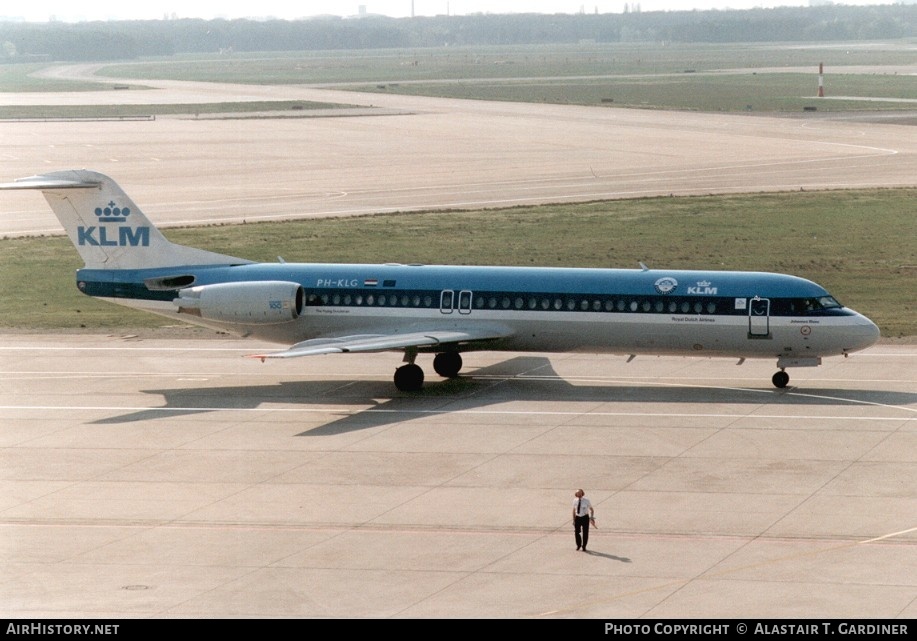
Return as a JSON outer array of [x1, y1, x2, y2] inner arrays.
[[1, 169, 250, 270], [0, 175, 101, 190]]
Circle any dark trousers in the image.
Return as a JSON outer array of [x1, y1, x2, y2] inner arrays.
[[574, 515, 590, 549]]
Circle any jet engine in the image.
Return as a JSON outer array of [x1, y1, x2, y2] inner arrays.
[[174, 281, 304, 325]]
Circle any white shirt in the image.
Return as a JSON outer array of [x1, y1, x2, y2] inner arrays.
[[573, 496, 592, 517]]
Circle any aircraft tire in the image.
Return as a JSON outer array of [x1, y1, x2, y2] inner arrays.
[[433, 352, 463, 378], [394, 363, 425, 392], [772, 370, 790, 389]]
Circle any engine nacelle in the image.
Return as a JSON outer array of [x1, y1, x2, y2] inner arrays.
[[174, 281, 304, 325]]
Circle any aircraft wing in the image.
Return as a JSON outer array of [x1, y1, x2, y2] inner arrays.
[[247, 326, 513, 360]]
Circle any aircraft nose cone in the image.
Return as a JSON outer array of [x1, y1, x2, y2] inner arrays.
[[848, 313, 881, 352]]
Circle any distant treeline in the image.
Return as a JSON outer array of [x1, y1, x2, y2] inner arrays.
[[1, 5, 915, 62]]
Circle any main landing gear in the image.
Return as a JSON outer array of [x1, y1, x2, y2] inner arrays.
[[394, 363, 424, 392], [394, 351, 463, 392], [433, 352, 463, 378]]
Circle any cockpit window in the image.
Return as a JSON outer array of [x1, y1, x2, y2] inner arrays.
[[796, 296, 844, 313], [804, 296, 842, 311]]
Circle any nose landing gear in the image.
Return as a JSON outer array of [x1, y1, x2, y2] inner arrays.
[[772, 370, 790, 389], [772, 357, 820, 389]]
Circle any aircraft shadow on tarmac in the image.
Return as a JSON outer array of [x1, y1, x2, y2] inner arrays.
[[91, 356, 916, 435]]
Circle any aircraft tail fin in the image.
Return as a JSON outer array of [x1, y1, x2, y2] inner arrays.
[[0, 169, 250, 270]]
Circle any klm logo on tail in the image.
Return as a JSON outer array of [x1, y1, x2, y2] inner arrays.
[[77, 201, 150, 247]]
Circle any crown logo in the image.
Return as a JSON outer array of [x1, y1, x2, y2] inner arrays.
[[696, 280, 711, 287], [95, 201, 131, 223]]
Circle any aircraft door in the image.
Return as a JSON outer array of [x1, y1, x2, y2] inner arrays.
[[440, 290, 454, 314], [748, 297, 771, 338], [458, 290, 473, 315]]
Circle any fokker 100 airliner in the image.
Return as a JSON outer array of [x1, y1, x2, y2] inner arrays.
[[2, 170, 880, 391]]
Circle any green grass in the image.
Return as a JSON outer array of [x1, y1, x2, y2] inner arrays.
[[87, 43, 917, 113], [94, 43, 917, 84], [357, 72, 916, 112], [1, 189, 914, 337], [3, 41, 913, 114], [0, 63, 111, 92], [0, 100, 358, 120]]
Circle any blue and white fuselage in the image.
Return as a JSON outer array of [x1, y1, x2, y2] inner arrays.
[[2, 170, 880, 391]]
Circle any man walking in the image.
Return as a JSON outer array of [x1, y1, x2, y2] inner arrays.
[[572, 488, 594, 551]]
